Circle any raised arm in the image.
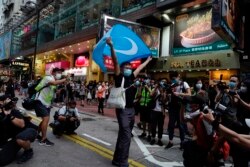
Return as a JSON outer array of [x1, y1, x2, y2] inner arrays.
[[133, 56, 152, 78], [106, 37, 120, 76]]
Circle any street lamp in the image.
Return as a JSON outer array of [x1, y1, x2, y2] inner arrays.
[[26, 1, 40, 80]]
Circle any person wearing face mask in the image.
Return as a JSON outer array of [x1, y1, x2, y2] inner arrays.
[[214, 75, 250, 166], [51, 100, 80, 136], [136, 77, 152, 141], [214, 75, 240, 129], [107, 37, 152, 167], [34, 68, 70, 146]]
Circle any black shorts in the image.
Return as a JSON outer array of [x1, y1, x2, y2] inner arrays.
[[80, 95, 85, 100], [139, 105, 151, 123], [34, 100, 51, 117], [16, 128, 37, 142]]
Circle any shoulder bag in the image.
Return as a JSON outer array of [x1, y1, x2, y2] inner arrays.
[[107, 77, 126, 109]]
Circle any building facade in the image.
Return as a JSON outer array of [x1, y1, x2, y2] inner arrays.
[[0, 0, 249, 83]]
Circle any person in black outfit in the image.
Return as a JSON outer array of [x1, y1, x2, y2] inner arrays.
[[0, 96, 37, 165], [107, 37, 152, 167], [5, 78, 15, 98]]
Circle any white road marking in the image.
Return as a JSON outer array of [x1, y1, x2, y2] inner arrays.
[[132, 131, 183, 167], [82, 133, 111, 146], [144, 145, 160, 148]]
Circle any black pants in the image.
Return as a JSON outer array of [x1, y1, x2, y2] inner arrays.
[[53, 119, 80, 135], [98, 97, 105, 113], [168, 104, 185, 141], [0, 140, 20, 166], [113, 108, 135, 167], [151, 111, 165, 139], [0, 128, 36, 166]]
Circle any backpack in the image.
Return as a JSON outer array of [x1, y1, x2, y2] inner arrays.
[[28, 79, 42, 98]]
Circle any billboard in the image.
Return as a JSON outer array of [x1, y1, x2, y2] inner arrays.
[[100, 14, 160, 58], [0, 31, 12, 61], [173, 7, 230, 56], [212, 0, 243, 48]]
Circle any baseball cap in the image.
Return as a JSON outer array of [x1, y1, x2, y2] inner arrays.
[[52, 67, 64, 73]]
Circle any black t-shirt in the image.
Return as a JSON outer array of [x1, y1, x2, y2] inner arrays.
[[1, 109, 25, 144], [114, 73, 136, 108]]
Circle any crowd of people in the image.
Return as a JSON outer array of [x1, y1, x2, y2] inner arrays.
[[1, 38, 250, 166]]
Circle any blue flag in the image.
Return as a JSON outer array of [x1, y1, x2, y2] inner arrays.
[[93, 24, 151, 72]]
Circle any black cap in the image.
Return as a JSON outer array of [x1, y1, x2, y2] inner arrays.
[[52, 67, 64, 73], [0, 95, 11, 101]]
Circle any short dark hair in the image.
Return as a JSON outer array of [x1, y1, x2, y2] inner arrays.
[[68, 100, 76, 106], [52, 68, 64, 73], [169, 71, 179, 79], [120, 62, 131, 68]]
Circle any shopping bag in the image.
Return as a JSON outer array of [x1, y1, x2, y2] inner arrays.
[[87, 92, 92, 99], [107, 77, 126, 109]]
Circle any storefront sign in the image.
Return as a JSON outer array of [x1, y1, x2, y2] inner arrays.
[[45, 61, 70, 75], [104, 56, 141, 70], [12, 61, 29, 67], [101, 14, 160, 58], [173, 7, 230, 56], [64, 68, 87, 76], [171, 59, 221, 68], [212, 0, 242, 46], [0, 31, 12, 60]]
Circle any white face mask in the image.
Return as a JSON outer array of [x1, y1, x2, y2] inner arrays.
[[55, 73, 62, 80], [196, 83, 202, 90], [240, 86, 247, 93], [69, 108, 75, 112]]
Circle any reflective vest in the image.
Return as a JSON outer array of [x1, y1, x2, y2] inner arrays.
[[140, 87, 151, 106]]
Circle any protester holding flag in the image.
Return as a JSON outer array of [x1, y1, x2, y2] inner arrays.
[[106, 37, 152, 167]]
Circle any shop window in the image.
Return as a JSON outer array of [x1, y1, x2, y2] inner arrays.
[[121, 0, 155, 14]]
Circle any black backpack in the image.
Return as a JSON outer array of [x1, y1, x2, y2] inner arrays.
[[28, 79, 42, 98]]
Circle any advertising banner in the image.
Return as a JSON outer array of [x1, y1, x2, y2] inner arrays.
[[100, 14, 160, 58], [173, 7, 230, 56], [212, 0, 243, 47], [0, 31, 12, 60]]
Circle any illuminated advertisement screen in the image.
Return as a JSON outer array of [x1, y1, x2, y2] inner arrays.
[[173, 7, 230, 56]]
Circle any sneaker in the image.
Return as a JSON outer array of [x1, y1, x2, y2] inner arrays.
[[150, 139, 155, 145], [157, 140, 163, 146], [17, 149, 33, 164], [39, 138, 54, 146], [139, 133, 146, 138], [49, 123, 55, 128], [36, 135, 42, 141], [165, 142, 173, 149], [147, 135, 151, 142]]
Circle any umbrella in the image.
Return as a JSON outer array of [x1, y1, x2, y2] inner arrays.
[[93, 24, 151, 72]]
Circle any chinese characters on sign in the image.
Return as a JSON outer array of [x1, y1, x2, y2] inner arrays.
[[171, 59, 221, 68], [104, 56, 141, 70]]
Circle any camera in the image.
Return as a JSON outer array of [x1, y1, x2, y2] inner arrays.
[[216, 74, 228, 91]]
